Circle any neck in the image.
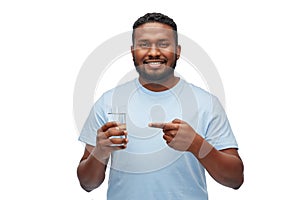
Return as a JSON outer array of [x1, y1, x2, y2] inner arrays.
[[139, 76, 180, 92]]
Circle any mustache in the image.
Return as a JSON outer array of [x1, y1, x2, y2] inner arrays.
[[143, 59, 167, 64], [132, 57, 177, 69]]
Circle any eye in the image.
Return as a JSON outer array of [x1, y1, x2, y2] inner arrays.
[[158, 41, 170, 48], [138, 41, 150, 48]]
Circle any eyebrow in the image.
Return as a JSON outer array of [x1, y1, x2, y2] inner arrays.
[[136, 39, 149, 43], [158, 39, 170, 42], [136, 39, 170, 42]]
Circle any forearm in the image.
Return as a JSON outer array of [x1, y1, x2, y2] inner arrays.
[[189, 134, 244, 189], [77, 152, 107, 192]]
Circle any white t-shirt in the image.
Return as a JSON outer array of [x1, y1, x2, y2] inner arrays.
[[79, 78, 238, 200]]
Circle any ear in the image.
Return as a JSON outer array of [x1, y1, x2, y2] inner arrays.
[[176, 45, 181, 60], [131, 46, 135, 58]]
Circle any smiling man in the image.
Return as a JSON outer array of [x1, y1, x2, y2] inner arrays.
[[77, 13, 244, 200]]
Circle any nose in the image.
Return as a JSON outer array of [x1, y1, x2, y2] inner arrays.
[[147, 44, 161, 57]]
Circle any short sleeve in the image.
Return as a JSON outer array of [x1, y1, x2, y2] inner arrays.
[[78, 97, 107, 146], [204, 96, 238, 150]]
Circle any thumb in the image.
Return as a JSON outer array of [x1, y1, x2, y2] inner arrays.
[[172, 118, 183, 124]]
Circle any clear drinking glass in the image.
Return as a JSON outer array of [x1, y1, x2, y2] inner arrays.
[[107, 112, 127, 146]]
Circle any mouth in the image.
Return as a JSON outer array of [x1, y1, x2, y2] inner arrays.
[[143, 59, 167, 69]]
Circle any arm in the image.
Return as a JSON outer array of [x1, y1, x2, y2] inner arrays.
[[189, 135, 244, 189], [149, 119, 244, 189], [77, 144, 107, 192], [77, 122, 128, 192]]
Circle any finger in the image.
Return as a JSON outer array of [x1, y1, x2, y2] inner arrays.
[[162, 123, 180, 131], [99, 121, 119, 132], [148, 122, 166, 129], [97, 130, 114, 140], [110, 137, 128, 145], [163, 130, 177, 137], [100, 138, 114, 146], [163, 134, 173, 144], [106, 144, 127, 151], [100, 138, 128, 149], [149, 122, 179, 131], [106, 129, 127, 138]]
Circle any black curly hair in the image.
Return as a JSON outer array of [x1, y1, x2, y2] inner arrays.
[[132, 13, 178, 45]]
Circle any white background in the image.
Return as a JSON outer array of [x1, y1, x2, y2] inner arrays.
[[1, 0, 299, 199]]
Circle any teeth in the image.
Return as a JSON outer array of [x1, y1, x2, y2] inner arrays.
[[149, 62, 161, 65]]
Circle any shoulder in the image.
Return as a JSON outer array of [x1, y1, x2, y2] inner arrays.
[[179, 79, 227, 118], [181, 79, 219, 104], [94, 79, 137, 106]]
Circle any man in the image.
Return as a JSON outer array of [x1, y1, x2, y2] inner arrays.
[[77, 13, 244, 199]]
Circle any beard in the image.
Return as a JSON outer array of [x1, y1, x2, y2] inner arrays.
[[133, 58, 177, 83]]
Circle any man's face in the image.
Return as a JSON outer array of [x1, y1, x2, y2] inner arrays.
[[131, 22, 181, 83]]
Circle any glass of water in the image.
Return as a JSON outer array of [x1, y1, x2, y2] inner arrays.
[[107, 112, 127, 146]]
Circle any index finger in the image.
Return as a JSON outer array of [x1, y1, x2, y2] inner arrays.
[[99, 121, 119, 132], [148, 122, 166, 129]]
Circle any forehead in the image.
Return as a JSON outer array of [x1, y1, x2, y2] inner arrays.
[[134, 22, 175, 40]]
